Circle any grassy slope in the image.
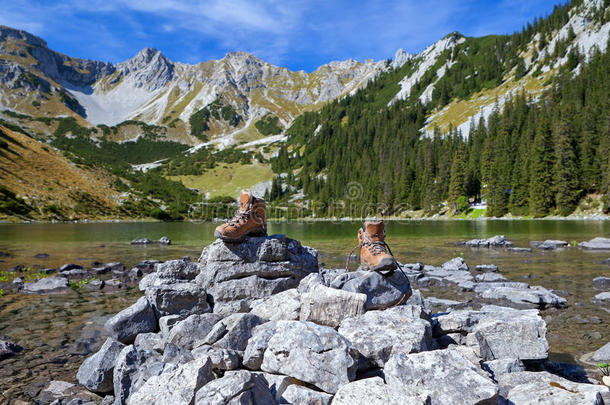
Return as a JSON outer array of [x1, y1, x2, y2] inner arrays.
[[167, 162, 273, 198], [0, 125, 122, 220]]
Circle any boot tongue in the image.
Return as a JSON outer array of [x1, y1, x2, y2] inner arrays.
[[364, 220, 385, 241], [239, 191, 253, 211]]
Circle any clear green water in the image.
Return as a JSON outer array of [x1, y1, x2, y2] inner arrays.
[[0, 220, 608, 401]]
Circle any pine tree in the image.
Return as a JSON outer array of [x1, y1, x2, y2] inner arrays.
[[553, 117, 580, 215], [509, 134, 531, 215], [529, 113, 555, 217], [448, 143, 467, 212]]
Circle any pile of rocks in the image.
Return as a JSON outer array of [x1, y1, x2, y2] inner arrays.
[[458, 235, 514, 248], [57, 235, 608, 404]]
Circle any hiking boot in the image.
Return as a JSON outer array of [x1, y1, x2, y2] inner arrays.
[[214, 191, 267, 242], [346, 219, 397, 272]]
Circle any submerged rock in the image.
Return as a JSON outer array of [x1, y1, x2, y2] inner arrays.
[[593, 276, 610, 290], [0, 338, 23, 359]]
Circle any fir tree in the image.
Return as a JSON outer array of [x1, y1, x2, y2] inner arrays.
[[448, 143, 467, 212], [553, 117, 580, 215], [529, 113, 555, 217]]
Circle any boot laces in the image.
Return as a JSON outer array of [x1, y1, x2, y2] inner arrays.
[[345, 229, 394, 270], [227, 209, 251, 228]]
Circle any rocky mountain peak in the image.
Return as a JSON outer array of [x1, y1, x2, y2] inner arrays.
[[118, 47, 174, 91], [391, 48, 412, 69], [0, 25, 47, 48]]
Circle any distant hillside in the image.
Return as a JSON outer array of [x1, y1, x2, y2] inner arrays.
[[270, 0, 610, 218]]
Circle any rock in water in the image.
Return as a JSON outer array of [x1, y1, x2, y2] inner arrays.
[[194, 370, 276, 404], [104, 296, 157, 344], [299, 284, 366, 328], [127, 357, 213, 405], [579, 237, 610, 250], [0, 338, 23, 359], [338, 305, 434, 369], [593, 276, 610, 290], [158, 236, 171, 245], [196, 236, 318, 315], [258, 320, 358, 394], [22, 276, 69, 293], [333, 377, 430, 405], [76, 338, 124, 393], [384, 348, 499, 404], [460, 235, 514, 248]]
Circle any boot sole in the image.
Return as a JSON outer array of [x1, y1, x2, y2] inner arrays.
[[214, 229, 267, 243], [361, 260, 397, 273]]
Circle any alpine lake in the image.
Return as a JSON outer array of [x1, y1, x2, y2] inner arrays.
[[0, 220, 608, 401]]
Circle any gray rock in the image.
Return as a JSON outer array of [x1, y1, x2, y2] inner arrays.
[[133, 333, 164, 354], [300, 284, 366, 328], [105, 279, 122, 289], [243, 321, 279, 370], [127, 357, 213, 405], [461, 235, 514, 248], [145, 283, 211, 317], [434, 305, 548, 361], [334, 269, 412, 310], [250, 288, 301, 320], [297, 272, 324, 294], [158, 236, 171, 245], [146, 258, 200, 286], [134, 259, 163, 274], [22, 276, 69, 293], [442, 256, 469, 271], [92, 266, 111, 275], [200, 313, 265, 352], [36, 380, 78, 404], [161, 342, 195, 366], [106, 262, 125, 272], [332, 377, 429, 405], [131, 238, 152, 245], [76, 338, 125, 393], [476, 284, 568, 308], [190, 345, 241, 370], [84, 279, 105, 291], [338, 305, 434, 369], [534, 240, 569, 250], [384, 348, 499, 405], [280, 384, 332, 405], [475, 264, 499, 272], [425, 296, 466, 311], [482, 358, 525, 378], [196, 236, 318, 314], [59, 263, 84, 272], [0, 338, 23, 359], [59, 269, 87, 278], [12, 277, 23, 284], [591, 341, 610, 362], [593, 277, 610, 290], [166, 313, 223, 350], [497, 371, 609, 404], [259, 320, 358, 393], [592, 292, 610, 303], [158, 314, 183, 336], [476, 272, 507, 282], [579, 237, 610, 250], [113, 344, 165, 404], [194, 370, 276, 405], [104, 296, 157, 344], [127, 267, 143, 280]]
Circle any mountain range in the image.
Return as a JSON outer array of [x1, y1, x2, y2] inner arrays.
[[0, 0, 609, 220]]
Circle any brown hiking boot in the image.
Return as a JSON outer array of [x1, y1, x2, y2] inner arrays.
[[214, 191, 267, 242], [346, 219, 397, 272]]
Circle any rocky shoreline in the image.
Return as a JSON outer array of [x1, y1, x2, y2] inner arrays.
[[3, 234, 605, 405]]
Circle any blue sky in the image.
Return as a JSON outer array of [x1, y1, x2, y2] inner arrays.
[[2, 0, 562, 71]]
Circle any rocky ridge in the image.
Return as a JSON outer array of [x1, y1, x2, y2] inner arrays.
[[47, 235, 610, 405]]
